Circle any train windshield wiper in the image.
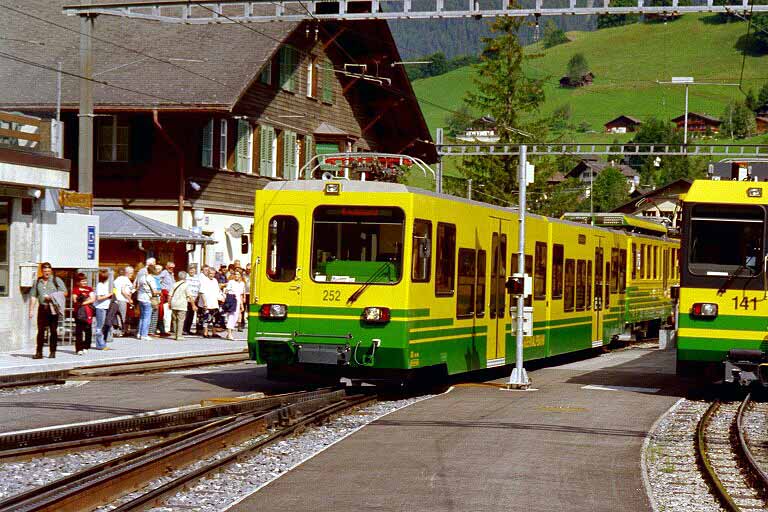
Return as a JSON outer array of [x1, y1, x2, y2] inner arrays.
[[347, 262, 391, 305], [717, 264, 751, 295]]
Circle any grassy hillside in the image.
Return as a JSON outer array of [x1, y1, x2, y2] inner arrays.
[[413, 15, 768, 139]]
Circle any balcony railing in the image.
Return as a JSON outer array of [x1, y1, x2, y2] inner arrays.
[[0, 111, 58, 155]]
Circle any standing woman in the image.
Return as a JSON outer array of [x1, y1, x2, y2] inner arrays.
[[93, 269, 114, 350], [72, 273, 95, 355], [223, 270, 246, 340], [149, 264, 162, 336], [136, 264, 159, 340]]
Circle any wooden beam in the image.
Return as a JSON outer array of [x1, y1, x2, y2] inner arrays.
[[0, 128, 41, 142], [361, 100, 400, 134], [0, 111, 41, 126]]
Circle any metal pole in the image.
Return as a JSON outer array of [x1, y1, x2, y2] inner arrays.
[[78, 9, 95, 194], [589, 172, 594, 225], [467, 178, 472, 200], [508, 144, 530, 388], [435, 127, 444, 194], [683, 84, 689, 146], [56, 61, 62, 122]]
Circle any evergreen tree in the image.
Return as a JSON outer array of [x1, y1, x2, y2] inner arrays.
[[721, 101, 757, 139], [591, 167, 629, 212], [597, 0, 639, 28], [566, 53, 589, 82], [745, 88, 759, 112], [459, 18, 546, 206], [445, 105, 474, 137], [543, 20, 569, 49], [758, 82, 768, 108]]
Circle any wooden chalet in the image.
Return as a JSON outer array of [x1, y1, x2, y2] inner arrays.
[[604, 115, 642, 134], [756, 116, 768, 134], [565, 158, 639, 190], [559, 72, 594, 88], [670, 112, 721, 134], [0, 1, 435, 269]]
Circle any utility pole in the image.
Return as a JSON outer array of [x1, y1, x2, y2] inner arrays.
[[467, 178, 472, 200], [508, 144, 530, 389], [78, 4, 95, 195], [435, 128, 444, 194]]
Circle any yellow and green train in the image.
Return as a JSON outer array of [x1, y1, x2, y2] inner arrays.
[[678, 180, 768, 385], [248, 180, 679, 381]]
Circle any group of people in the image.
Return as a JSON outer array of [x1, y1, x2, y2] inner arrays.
[[29, 259, 251, 359]]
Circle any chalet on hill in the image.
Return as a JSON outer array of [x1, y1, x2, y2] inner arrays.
[[457, 116, 499, 143], [756, 117, 768, 134], [604, 115, 642, 134], [565, 157, 640, 193], [559, 72, 594, 88], [0, 1, 434, 269], [670, 112, 721, 134]]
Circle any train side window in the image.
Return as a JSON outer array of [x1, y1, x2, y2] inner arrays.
[[435, 222, 456, 297], [605, 262, 611, 308], [619, 249, 627, 294], [456, 248, 476, 318], [411, 219, 432, 283], [640, 244, 645, 279], [476, 250, 486, 318], [575, 260, 586, 311], [653, 246, 658, 280], [534, 242, 547, 300], [646, 245, 651, 279], [552, 244, 564, 299], [610, 248, 619, 293], [631, 243, 637, 280], [266, 215, 298, 282], [564, 259, 575, 312], [586, 261, 592, 311]]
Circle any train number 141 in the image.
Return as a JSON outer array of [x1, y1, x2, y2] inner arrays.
[[732, 296, 757, 311]]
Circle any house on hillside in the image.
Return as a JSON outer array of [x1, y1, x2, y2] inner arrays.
[[610, 178, 692, 234], [756, 116, 768, 134], [559, 72, 594, 88], [604, 115, 642, 134], [565, 157, 640, 193], [457, 116, 499, 143], [0, 1, 434, 269], [670, 112, 721, 134]]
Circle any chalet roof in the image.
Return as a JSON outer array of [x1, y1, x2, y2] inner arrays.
[[670, 112, 721, 124], [94, 207, 214, 244], [756, 116, 768, 122], [564, 159, 639, 179], [604, 115, 642, 126], [314, 122, 349, 136], [610, 178, 693, 214]]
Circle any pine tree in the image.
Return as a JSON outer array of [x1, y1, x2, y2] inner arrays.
[[459, 18, 546, 206]]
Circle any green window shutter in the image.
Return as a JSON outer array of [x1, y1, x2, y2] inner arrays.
[[322, 59, 334, 104], [304, 134, 314, 178], [236, 120, 252, 173], [283, 131, 297, 180], [259, 125, 275, 176], [279, 46, 297, 93], [259, 61, 271, 85], [201, 119, 213, 167]]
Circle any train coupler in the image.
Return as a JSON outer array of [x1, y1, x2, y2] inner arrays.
[[724, 349, 768, 387]]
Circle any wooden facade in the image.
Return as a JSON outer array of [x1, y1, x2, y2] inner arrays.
[[670, 112, 721, 133]]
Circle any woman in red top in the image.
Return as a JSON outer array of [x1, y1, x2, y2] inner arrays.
[[72, 273, 95, 355]]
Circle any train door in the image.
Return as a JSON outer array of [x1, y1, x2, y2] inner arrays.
[[593, 244, 605, 346], [488, 218, 511, 365], [257, 209, 304, 327]]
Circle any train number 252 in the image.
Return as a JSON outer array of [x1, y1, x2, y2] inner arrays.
[[732, 296, 757, 311], [323, 290, 341, 302]]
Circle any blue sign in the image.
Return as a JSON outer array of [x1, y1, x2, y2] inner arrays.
[[87, 225, 96, 260]]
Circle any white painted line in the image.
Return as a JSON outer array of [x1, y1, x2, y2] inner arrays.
[[581, 384, 660, 393], [486, 358, 506, 368]]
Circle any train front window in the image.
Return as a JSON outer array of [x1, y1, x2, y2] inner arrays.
[[688, 204, 765, 276], [311, 206, 404, 284]]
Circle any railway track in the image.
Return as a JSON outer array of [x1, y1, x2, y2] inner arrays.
[[696, 394, 768, 511], [0, 388, 373, 512]]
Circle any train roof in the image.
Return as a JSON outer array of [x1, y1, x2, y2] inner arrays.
[[682, 179, 768, 205], [561, 212, 668, 235]]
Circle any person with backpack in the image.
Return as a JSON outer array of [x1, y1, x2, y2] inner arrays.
[[29, 262, 67, 359], [169, 271, 189, 340], [72, 273, 95, 355]]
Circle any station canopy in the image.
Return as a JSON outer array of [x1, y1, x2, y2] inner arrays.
[[94, 207, 214, 244]]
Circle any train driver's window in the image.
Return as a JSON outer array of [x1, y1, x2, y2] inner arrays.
[[456, 249, 476, 318], [266, 215, 299, 282], [640, 244, 645, 279], [575, 260, 586, 311], [619, 249, 627, 293], [534, 242, 547, 300], [552, 244, 564, 299], [435, 222, 456, 296], [411, 219, 432, 283], [564, 259, 575, 312], [476, 250, 486, 317]]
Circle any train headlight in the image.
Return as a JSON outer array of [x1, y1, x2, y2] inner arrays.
[[362, 307, 390, 324], [260, 303, 287, 319], [748, 187, 762, 198], [691, 302, 718, 318]]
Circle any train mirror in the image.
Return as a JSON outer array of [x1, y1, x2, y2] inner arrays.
[[241, 234, 249, 254]]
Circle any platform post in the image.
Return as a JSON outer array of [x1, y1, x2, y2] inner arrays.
[[435, 128, 444, 194], [508, 145, 530, 389]]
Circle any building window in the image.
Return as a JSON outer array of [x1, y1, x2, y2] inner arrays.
[[456, 248, 476, 318], [435, 222, 456, 297], [259, 125, 276, 177], [279, 46, 299, 93], [259, 61, 272, 85], [534, 241, 547, 300], [283, 130, 298, 179], [564, 259, 575, 312], [307, 57, 318, 98], [219, 119, 228, 170], [235, 120, 253, 173], [476, 249, 486, 318], [266, 216, 298, 281], [0, 200, 9, 296], [552, 244, 564, 299], [411, 219, 431, 283], [321, 58, 334, 104], [201, 119, 213, 168], [97, 116, 129, 162]]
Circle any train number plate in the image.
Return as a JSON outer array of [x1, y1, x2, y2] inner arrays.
[[732, 296, 757, 311]]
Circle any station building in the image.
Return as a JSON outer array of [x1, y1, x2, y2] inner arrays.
[[0, 1, 435, 270]]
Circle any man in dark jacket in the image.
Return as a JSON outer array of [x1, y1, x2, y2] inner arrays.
[[29, 262, 67, 359]]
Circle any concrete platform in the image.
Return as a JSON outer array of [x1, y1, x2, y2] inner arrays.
[[0, 333, 247, 376], [230, 348, 682, 512]]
